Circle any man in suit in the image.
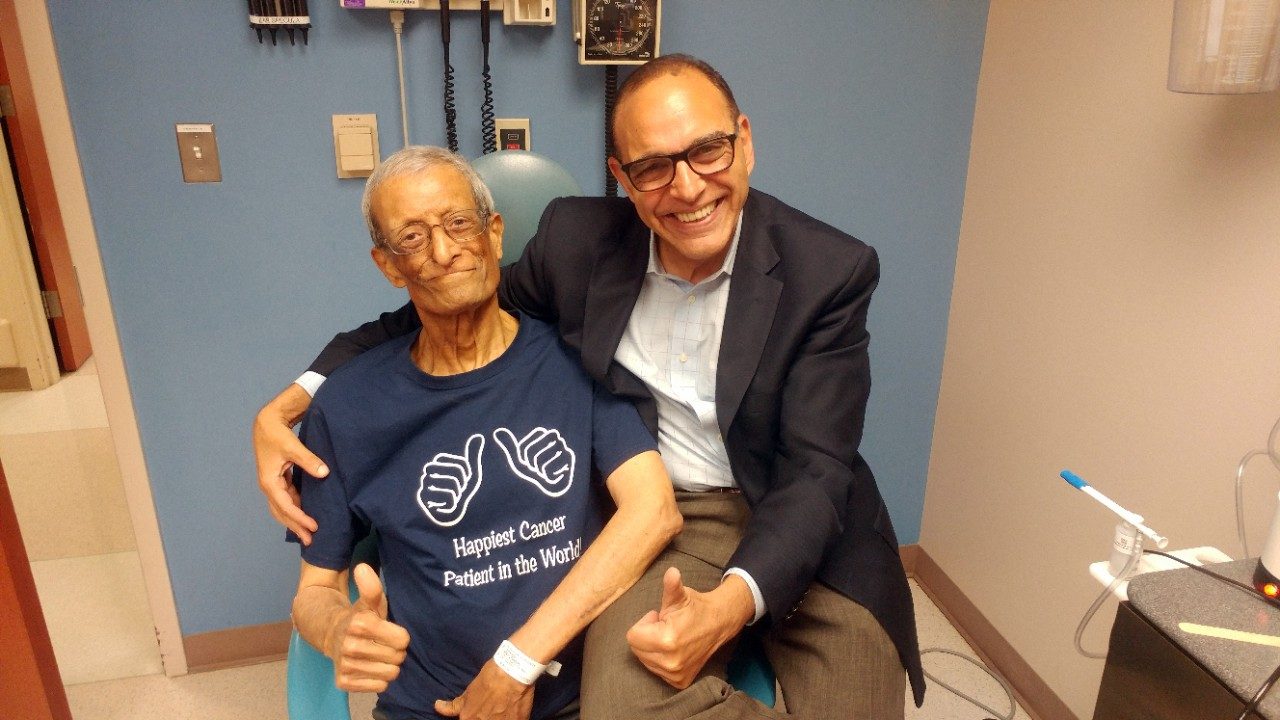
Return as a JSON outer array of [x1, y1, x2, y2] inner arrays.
[[254, 54, 924, 719]]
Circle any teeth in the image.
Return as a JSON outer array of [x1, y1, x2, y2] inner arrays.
[[675, 202, 716, 223]]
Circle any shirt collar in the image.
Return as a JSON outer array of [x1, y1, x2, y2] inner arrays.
[[645, 211, 744, 283]]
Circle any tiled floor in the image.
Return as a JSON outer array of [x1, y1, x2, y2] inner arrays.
[[62, 580, 1028, 720], [907, 579, 1030, 720], [0, 357, 164, 686]]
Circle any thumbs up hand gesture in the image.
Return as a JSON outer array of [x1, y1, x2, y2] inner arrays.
[[624, 567, 756, 689], [328, 563, 412, 693]]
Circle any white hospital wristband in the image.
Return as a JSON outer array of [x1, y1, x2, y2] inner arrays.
[[493, 640, 561, 685]]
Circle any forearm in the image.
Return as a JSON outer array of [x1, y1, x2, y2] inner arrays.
[[510, 469, 680, 662], [263, 382, 313, 428], [728, 478, 843, 616], [292, 583, 353, 659], [731, 247, 880, 617]]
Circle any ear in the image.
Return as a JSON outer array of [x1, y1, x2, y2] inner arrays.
[[737, 113, 755, 176], [606, 157, 634, 201], [487, 212, 505, 262], [370, 245, 408, 289]]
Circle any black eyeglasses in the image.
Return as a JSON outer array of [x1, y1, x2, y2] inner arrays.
[[618, 133, 738, 192], [380, 209, 488, 256]]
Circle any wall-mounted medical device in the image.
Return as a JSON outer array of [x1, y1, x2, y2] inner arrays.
[[249, 0, 312, 45], [573, 0, 661, 65], [338, 0, 553, 26]]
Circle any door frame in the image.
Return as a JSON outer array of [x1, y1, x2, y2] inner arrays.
[[0, 0, 91, 372], [0, 122, 59, 390], [1, 0, 187, 675], [0, 460, 73, 720]]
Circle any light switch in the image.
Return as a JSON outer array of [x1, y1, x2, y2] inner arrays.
[[332, 114, 379, 179], [175, 123, 221, 183]]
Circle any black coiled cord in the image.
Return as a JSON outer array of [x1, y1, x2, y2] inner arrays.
[[604, 64, 618, 196], [440, 0, 458, 152], [480, 0, 495, 153]]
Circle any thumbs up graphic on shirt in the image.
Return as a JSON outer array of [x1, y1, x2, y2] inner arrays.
[[416, 434, 485, 527], [493, 426, 575, 498]]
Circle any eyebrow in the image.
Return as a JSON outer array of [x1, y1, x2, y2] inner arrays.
[[626, 130, 734, 164]]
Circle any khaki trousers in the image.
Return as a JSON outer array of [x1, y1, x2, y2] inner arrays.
[[580, 492, 905, 720]]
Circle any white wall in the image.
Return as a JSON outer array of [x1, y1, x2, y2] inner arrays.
[[923, 2, 1280, 717]]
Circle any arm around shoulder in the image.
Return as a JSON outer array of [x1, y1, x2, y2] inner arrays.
[[307, 301, 421, 377], [253, 383, 326, 540]]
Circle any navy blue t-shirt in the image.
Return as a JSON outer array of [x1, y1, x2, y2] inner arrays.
[[296, 316, 656, 720]]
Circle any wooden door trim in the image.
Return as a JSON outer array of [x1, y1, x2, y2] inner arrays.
[[0, 0, 92, 371], [0, 462, 73, 720]]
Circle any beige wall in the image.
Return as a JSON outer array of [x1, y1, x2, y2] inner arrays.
[[923, 2, 1280, 717]]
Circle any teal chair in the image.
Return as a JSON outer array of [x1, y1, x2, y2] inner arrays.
[[286, 151, 776, 718], [287, 532, 380, 720], [470, 150, 582, 265]]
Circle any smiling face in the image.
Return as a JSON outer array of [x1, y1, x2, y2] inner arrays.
[[609, 69, 754, 283], [369, 166, 505, 319]]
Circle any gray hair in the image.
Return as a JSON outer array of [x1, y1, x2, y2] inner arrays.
[[361, 145, 496, 246]]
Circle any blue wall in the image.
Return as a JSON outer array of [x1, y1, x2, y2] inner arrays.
[[47, 1, 988, 635]]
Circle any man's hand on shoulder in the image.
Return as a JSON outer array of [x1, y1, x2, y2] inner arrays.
[[327, 564, 411, 692], [625, 567, 755, 689], [253, 383, 324, 542], [435, 659, 534, 720]]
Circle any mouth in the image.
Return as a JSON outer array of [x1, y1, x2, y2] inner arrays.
[[428, 267, 476, 282], [672, 200, 719, 224]]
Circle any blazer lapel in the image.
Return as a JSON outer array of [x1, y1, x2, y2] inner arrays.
[[717, 194, 782, 435], [582, 216, 649, 383]]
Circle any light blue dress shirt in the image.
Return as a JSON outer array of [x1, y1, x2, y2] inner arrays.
[[612, 215, 765, 622]]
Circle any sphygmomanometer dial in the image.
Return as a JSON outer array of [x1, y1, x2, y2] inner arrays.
[[584, 0, 658, 63]]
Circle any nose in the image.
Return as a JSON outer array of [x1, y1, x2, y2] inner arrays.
[[667, 159, 705, 201], [429, 226, 463, 267]]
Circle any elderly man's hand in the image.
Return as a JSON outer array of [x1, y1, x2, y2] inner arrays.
[[625, 567, 755, 689], [435, 659, 535, 720], [326, 564, 410, 693], [253, 384, 324, 543]]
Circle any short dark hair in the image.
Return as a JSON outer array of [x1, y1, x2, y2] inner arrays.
[[609, 54, 740, 159]]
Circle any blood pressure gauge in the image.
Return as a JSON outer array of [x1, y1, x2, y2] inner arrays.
[[575, 0, 661, 66]]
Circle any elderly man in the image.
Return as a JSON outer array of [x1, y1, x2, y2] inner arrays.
[[288, 146, 680, 720], [261, 55, 924, 719]]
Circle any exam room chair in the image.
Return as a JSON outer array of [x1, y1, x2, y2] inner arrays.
[[285, 151, 776, 719], [470, 149, 582, 262]]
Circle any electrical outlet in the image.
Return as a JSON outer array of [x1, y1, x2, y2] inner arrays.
[[494, 118, 531, 152], [175, 123, 221, 183]]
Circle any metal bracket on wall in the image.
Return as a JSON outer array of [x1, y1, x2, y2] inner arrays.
[[338, 1, 551, 25]]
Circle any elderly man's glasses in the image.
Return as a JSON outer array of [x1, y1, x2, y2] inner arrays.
[[619, 133, 738, 192], [381, 209, 488, 256]]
